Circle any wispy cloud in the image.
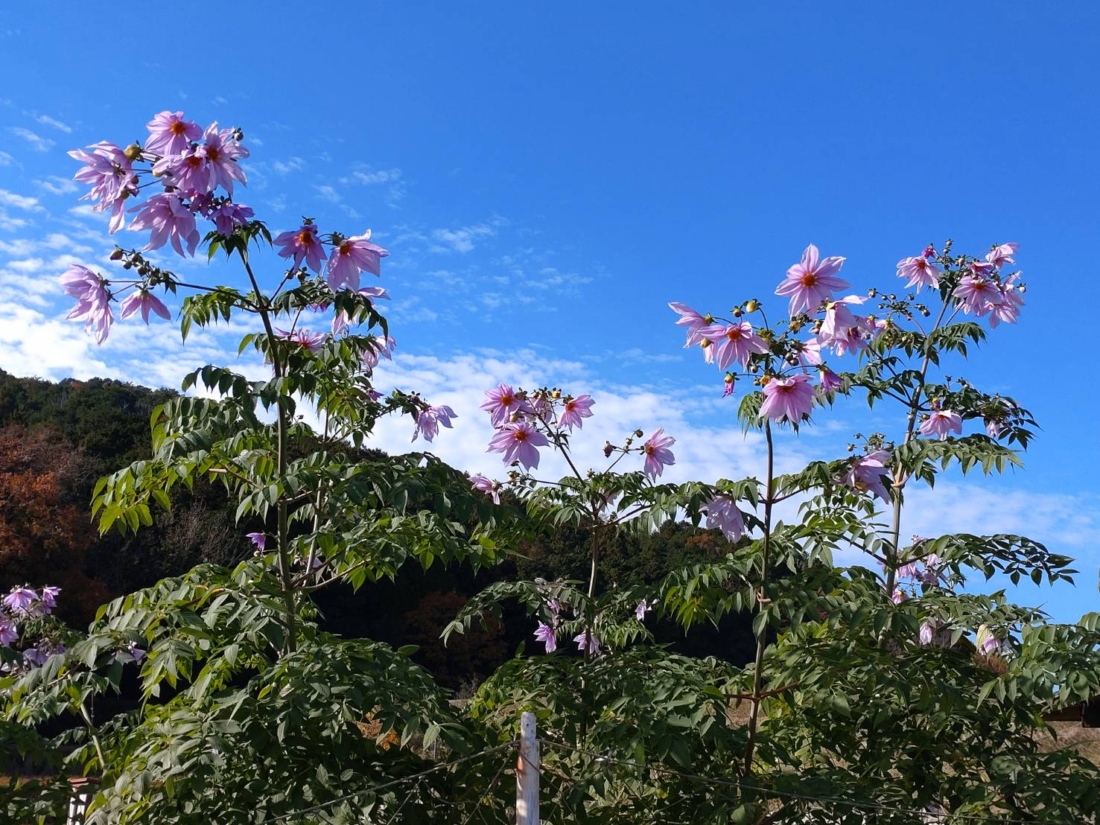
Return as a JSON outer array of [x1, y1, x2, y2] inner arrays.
[[0, 151, 16, 168], [0, 189, 44, 212], [9, 127, 54, 152], [431, 223, 499, 254], [34, 114, 72, 134], [36, 176, 78, 196], [272, 157, 304, 175]]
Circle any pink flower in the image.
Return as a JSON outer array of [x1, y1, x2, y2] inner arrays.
[[246, 532, 266, 551], [635, 599, 652, 621], [3, 587, 36, 615], [559, 394, 595, 431], [919, 410, 962, 440], [985, 242, 1019, 269], [327, 230, 388, 292], [818, 367, 842, 395], [69, 142, 136, 233], [40, 586, 60, 611], [145, 111, 202, 156], [119, 289, 171, 324], [332, 286, 390, 334], [701, 322, 769, 370], [896, 255, 942, 292], [919, 622, 936, 646], [642, 429, 676, 479], [954, 275, 1003, 317], [279, 328, 326, 352], [210, 201, 255, 237], [668, 302, 710, 348], [842, 449, 891, 501], [129, 193, 201, 256], [361, 336, 395, 370], [573, 629, 600, 655], [775, 244, 849, 315], [989, 277, 1024, 329], [61, 264, 113, 344], [481, 383, 533, 428], [702, 496, 745, 542], [127, 642, 146, 663], [275, 223, 327, 274], [470, 474, 501, 505], [0, 622, 16, 646], [535, 622, 557, 653], [488, 421, 549, 470], [153, 145, 212, 198], [412, 405, 457, 443], [891, 588, 907, 605], [819, 297, 871, 355], [759, 374, 815, 424], [199, 123, 249, 195]]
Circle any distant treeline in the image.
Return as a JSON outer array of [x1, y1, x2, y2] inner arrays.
[[0, 369, 756, 690]]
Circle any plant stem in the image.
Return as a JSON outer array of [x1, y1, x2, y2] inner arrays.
[[241, 252, 297, 654], [743, 420, 774, 775]]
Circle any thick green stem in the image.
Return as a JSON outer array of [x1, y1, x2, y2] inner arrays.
[[743, 421, 775, 775], [242, 253, 297, 654], [884, 298, 950, 595]]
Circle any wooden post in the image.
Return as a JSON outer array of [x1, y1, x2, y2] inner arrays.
[[516, 711, 539, 825]]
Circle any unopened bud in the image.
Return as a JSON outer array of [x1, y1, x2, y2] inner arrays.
[[732, 307, 742, 318], [110, 248, 124, 261], [123, 144, 143, 162], [744, 299, 759, 313]]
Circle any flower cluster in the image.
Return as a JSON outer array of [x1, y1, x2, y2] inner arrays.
[[671, 242, 1024, 432], [64, 110, 389, 345], [1, 585, 64, 673]]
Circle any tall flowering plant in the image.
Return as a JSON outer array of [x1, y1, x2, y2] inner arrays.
[[2, 112, 518, 824], [449, 242, 1100, 823]]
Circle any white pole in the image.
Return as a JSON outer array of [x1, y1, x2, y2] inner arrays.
[[516, 711, 540, 825]]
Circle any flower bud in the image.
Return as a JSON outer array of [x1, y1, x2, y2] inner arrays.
[[110, 248, 124, 261], [123, 144, 143, 162], [732, 307, 742, 318], [744, 299, 759, 313]]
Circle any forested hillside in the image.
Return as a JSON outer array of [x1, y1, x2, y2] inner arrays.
[[0, 369, 752, 689]]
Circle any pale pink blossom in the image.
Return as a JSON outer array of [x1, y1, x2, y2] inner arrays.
[[3, 587, 36, 615], [278, 328, 326, 352], [896, 255, 942, 292], [412, 405, 457, 443], [702, 496, 745, 541], [954, 275, 1003, 316], [470, 474, 501, 505], [210, 201, 255, 237], [145, 111, 202, 156], [701, 321, 770, 370], [574, 629, 600, 655], [199, 123, 249, 195], [988, 277, 1024, 328], [119, 289, 171, 324], [69, 142, 136, 232], [984, 242, 1019, 269], [481, 383, 533, 428], [152, 145, 212, 199], [327, 230, 388, 292], [559, 395, 595, 431], [759, 374, 815, 423], [668, 302, 710, 347], [919, 410, 963, 440], [842, 450, 891, 501], [246, 532, 266, 551], [361, 336, 395, 370], [775, 244, 849, 315], [488, 421, 549, 470], [61, 264, 113, 344], [129, 193, 201, 256], [635, 599, 652, 621], [275, 223, 327, 274], [641, 429, 676, 479], [818, 367, 842, 395], [40, 586, 60, 611], [0, 622, 16, 646], [535, 622, 557, 653]]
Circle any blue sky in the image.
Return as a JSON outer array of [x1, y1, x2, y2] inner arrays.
[[0, 3, 1097, 621]]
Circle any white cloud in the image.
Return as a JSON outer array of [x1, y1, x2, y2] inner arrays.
[[315, 185, 341, 203], [9, 127, 54, 152], [349, 168, 402, 186], [0, 151, 16, 167], [34, 114, 72, 134], [431, 223, 497, 254], [0, 208, 31, 231], [37, 176, 78, 195], [0, 189, 44, 212], [272, 157, 304, 175]]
